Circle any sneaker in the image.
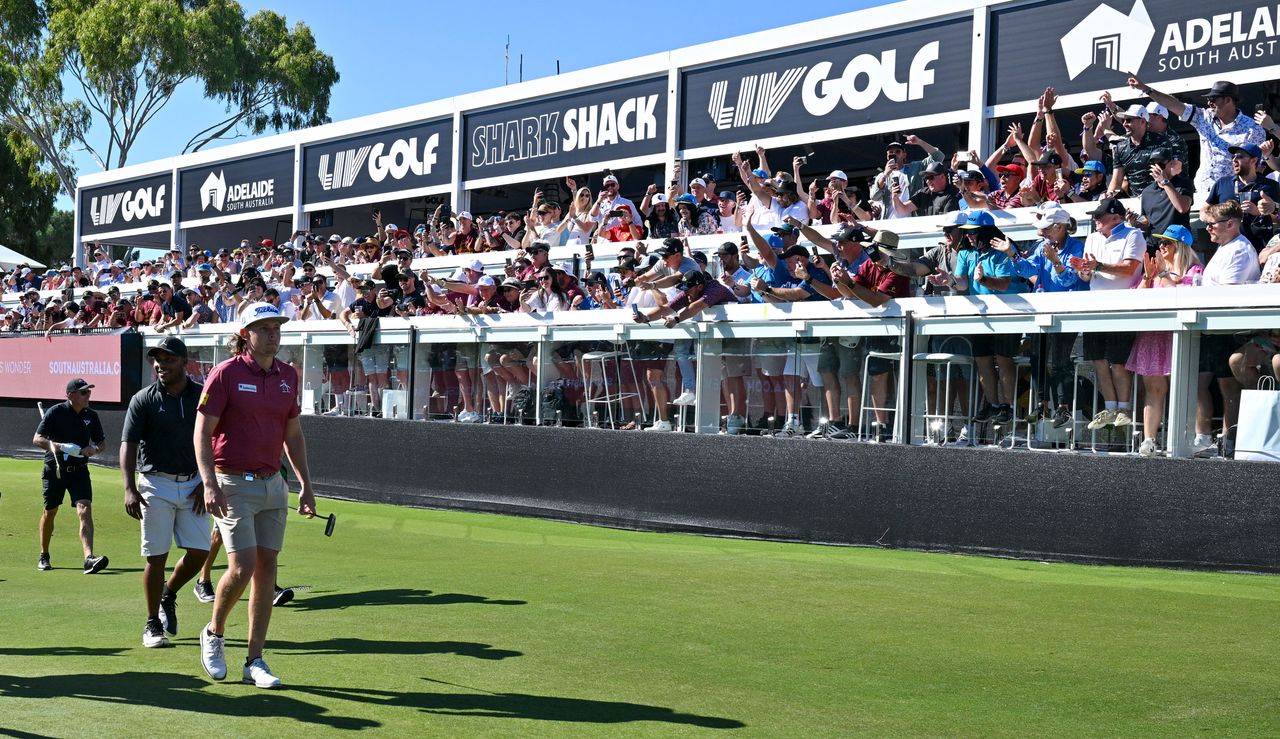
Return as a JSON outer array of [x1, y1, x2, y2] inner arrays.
[[827, 424, 855, 440], [273, 587, 295, 608], [822, 421, 847, 440], [725, 415, 746, 435], [200, 625, 227, 680], [322, 406, 342, 416], [944, 427, 974, 447], [1112, 410, 1133, 427], [990, 405, 1013, 425], [671, 390, 696, 406], [243, 657, 282, 689], [1087, 409, 1115, 430], [973, 404, 995, 423], [643, 420, 673, 432], [193, 580, 215, 604], [1051, 407, 1072, 429], [805, 421, 831, 439], [83, 555, 108, 575], [773, 422, 801, 438], [872, 422, 890, 443], [1138, 438, 1158, 457], [143, 618, 171, 648], [158, 592, 177, 636], [37, 552, 51, 571]]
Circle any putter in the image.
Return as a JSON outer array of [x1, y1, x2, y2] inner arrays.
[[314, 512, 336, 537]]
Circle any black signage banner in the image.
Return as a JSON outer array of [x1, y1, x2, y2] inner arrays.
[[79, 173, 172, 237], [463, 77, 668, 180], [680, 18, 973, 151], [303, 119, 453, 205], [179, 150, 295, 222], [990, 0, 1280, 105]]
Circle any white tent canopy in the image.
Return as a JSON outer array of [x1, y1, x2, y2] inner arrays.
[[0, 244, 45, 270]]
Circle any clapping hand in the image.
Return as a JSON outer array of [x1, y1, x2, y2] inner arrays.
[[990, 236, 1014, 256]]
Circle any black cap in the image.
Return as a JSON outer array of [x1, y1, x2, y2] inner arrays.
[[770, 223, 799, 235], [716, 242, 738, 256], [65, 378, 95, 394], [678, 270, 707, 289], [584, 270, 607, 285], [653, 245, 680, 258], [781, 245, 811, 259], [1205, 81, 1239, 100], [1087, 197, 1127, 217], [526, 242, 550, 253], [1033, 151, 1063, 166], [147, 335, 189, 359], [922, 161, 949, 176], [886, 141, 905, 150], [611, 257, 639, 273], [834, 224, 866, 243]]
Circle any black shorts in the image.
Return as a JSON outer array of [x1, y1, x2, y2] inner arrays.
[[42, 463, 92, 510], [971, 333, 1021, 359], [1083, 332, 1135, 365], [1198, 333, 1240, 379]]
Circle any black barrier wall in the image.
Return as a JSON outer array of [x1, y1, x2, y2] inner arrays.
[[1, 406, 1276, 571]]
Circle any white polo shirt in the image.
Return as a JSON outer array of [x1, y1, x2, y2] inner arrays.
[[1083, 223, 1146, 290]]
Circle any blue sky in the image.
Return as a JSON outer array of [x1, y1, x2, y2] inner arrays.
[[59, 0, 881, 207]]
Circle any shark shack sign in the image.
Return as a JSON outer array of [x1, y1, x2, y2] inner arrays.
[[680, 18, 973, 150], [179, 150, 295, 223], [991, 0, 1280, 104], [303, 119, 452, 205], [79, 174, 172, 237], [463, 77, 667, 180]]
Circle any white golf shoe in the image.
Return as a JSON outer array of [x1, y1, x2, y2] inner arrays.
[[243, 657, 282, 688]]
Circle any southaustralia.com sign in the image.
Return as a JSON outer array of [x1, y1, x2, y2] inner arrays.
[[680, 17, 973, 150], [990, 0, 1280, 104], [78, 173, 172, 237], [463, 77, 667, 180]]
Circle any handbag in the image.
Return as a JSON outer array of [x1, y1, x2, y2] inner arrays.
[[1236, 377, 1280, 463]]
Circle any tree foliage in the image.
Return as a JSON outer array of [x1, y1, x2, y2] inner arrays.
[[0, 128, 59, 260], [0, 0, 338, 198]]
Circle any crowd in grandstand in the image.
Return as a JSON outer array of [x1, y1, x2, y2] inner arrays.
[[4, 78, 1280, 454]]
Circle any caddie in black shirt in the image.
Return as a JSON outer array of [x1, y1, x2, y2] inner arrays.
[[34, 377, 108, 574], [121, 336, 210, 648]]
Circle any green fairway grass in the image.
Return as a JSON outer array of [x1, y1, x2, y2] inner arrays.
[[1, 458, 1278, 736]]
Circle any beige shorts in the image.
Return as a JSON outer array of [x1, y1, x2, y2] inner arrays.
[[721, 339, 752, 378], [139, 475, 211, 557], [214, 472, 288, 553]]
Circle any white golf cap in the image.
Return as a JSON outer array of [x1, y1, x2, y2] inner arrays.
[[1034, 203, 1072, 225], [1116, 104, 1149, 121], [603, 174, 619, 184], [940, 210, 969, 228], [458, 211, 474, 221], [467, 258, 485, 272], [690, 177, 707, 188], [239, 301, 289, 331], [341, 236, 354, 244], [477, 275, 496, 287], [384, 223, 399, 231], [1145, 102, 1168, 119], [652, 193, 668, 204], [827, 170, 849, 181]]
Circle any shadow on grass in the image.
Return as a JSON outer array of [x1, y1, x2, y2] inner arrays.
[[292, 680, 744, 729], [228, 637, 522, 660], [0, 672, 378, 730], [0, 647, 126, 657], [289, 588, 526, 612], [0, 728, 56, 739]]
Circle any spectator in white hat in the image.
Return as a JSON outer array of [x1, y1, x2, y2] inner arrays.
[[590, 174, 640, 230], [1109, 104, 1167, 196], [640, 186, 678, 239], [1143, 101, 1187, 165]]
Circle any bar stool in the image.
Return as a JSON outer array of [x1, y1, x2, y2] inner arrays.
[[999, 355, 1038, 449], [344, 388, 370, 416], [579, 342, 646, 429], [1068, 360, 1142, 453], [859, 349, 902, 442], [912, 345, 977, 445]]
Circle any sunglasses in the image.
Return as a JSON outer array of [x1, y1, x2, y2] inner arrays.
[[537, 275, 552, 282], [75, 389, 92, 396], [603, 183, 618, 189], [997, 173, 1018, 179], [1205, 219, 1236, 226]]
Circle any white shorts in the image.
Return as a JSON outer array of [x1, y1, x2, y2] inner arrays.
[[783, 345, 824, 387], [139, 475, 212, 557]]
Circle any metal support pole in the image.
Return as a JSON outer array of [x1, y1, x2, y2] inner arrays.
[[896, 311, 915, 444], [406, 327, 419, 421]]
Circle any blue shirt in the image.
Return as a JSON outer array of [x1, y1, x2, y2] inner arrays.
[[748, 259, 795, 303], [1012, 237, 1088, 293], [954, 247, 1022, 295]]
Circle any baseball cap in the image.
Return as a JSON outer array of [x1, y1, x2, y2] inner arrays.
[[583, 270, 607, 285], [922, 161, 950, 176], [197, 263, 212, 271], [258, 239, 273, 247], [1145, 102, 1169, 119], [770, 223, 799, 236], [1229, 143, 1263, 159], [885, 141, 905, 150], [750, 168, 769, 179], [476, 275, 496, 287], [1151, 224, 1195, 246], [1033, 203, 1072, 225], [939, 211, 970, 228], [678, 270, 707, 289], [65, 378, 94, 394], [1032, 151, 1062, 166], [602, 174, 619, 185], [611, 257, 639, 273], [651, 193, 668, 205], [1087, 197, 1127, 217], [147, 335, 189, 359], [827, 170, 848, 182], [995, 163, 1026, 177], [384, 223, 399, 231], [766, 234, 785, 250], [716, 241, 738, 256], [500, 277, 523, 290], [327, 234, 342, 242], [527, 241, 550, 254], [1115, 104, 1149, 121], [690, 177, 707, 188], [958, 169, 984, 182], [781, 245, 810, 259], [834, 224, 867, 243], [112, 259, 126, 268], [458, 211, 474, 221], [239, 301, 289, 331], [467, 258, 485, 272], [1075, 160, 1107, 175], [960, 210, 996, 229], [653, 244, 680, 258]]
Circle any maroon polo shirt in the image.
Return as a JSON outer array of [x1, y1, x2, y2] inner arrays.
[[198, 352, 300, 475]]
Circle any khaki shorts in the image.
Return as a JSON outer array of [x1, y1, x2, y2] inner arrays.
[[139, 475, 211, 557], [721, 339, 752, 378], [214, 472, 288, 553]]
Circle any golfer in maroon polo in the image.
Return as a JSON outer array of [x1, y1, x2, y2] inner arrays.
[[194, 301, 316, 688]]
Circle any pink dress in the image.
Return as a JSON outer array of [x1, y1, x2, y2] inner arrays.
[[1126, 266, 1202, 377]]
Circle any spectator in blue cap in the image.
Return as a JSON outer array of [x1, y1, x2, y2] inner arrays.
[[1205, 143, 1278, 250], [1127, 224, 1203, 456], [1063, 160, 1108, 203]]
